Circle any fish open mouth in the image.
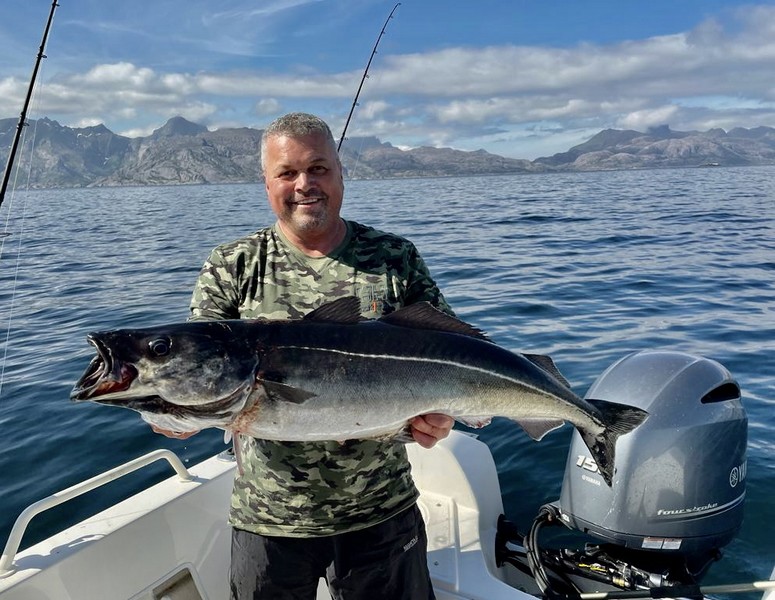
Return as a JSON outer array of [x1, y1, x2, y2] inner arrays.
[[70, 335, 138, 401], [71, 334, 256, 422]]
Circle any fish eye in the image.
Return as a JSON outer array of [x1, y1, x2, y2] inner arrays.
[[148, 337, 171, 357]]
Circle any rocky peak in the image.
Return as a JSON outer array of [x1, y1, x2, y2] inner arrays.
[[150, 116, 209, 139]]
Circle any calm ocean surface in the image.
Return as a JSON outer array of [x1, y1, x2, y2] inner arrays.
[[0, 167, 773, 590]]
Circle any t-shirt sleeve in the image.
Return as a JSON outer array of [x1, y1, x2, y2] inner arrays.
[[403, 241, 455, 316], [189, 247, 241, 321]]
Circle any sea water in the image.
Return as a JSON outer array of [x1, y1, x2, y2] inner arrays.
[[0, 167, 772, 589]]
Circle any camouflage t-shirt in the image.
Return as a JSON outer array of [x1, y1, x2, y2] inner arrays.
[[189, 219, 452, 537]]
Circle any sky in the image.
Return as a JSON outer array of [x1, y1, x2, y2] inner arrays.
[[2, 0, 775, 159]]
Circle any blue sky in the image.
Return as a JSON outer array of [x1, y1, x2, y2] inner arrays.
[[1, 0, 775, 158]]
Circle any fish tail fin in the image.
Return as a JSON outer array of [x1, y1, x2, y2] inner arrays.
[[580, 400, 649, 487]]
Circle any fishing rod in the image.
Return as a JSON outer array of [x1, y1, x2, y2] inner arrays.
[[0, 0, 59, 210], [337, 2, 400, 152]]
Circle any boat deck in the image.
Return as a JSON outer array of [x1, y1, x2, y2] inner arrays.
[[0, 432, 536, 599]]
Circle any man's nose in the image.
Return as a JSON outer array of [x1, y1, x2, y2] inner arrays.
[[295, 171, 317, 191]]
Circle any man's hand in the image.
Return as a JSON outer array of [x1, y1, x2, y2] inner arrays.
[[149, 424, 199, 440], [410, 414, 454, 449]]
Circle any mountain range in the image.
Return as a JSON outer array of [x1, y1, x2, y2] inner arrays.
[[3, 116, 775, 188]]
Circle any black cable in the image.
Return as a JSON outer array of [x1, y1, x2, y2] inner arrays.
[[524, 504, 582, 599]]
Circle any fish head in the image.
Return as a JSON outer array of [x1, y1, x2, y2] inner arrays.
[[70, 321, 260, 426]]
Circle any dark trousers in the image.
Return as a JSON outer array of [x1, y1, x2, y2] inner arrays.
[[229, 504, 435, 600]]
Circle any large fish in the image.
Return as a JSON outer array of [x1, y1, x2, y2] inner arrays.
[[71, 297, 647, 485]]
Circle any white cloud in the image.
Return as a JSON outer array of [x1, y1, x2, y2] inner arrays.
[[254, 98, 282, 116], [75, 62, 156, 87], [0, 77, 24, 111], [7, 3, 775, 158], [617, 106, 680, 131], [72, 117, 105, 128], [117, 125, 156, 138]]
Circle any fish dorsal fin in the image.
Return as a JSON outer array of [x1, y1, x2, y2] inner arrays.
[[380, 302, 491, 341], [304, 297, 364, 324], [524, 354, 572, 388]]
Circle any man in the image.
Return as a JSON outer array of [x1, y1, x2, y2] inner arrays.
[[156, 112, 454, 599]]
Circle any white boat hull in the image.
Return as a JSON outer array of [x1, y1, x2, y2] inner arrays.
[[0, 431, 535, 599], [1, 430, 772, 599]]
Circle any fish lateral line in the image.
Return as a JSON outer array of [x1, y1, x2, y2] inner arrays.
[[268, 343, 560, 392]]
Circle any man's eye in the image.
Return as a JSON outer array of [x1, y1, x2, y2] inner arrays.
[[309, 166, 327, 175]]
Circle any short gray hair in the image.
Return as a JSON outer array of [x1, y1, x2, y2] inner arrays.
[[260, 112, 338, 172]]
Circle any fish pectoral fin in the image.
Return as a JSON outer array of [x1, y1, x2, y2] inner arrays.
[[261, 380, 317, 404], [523, 354, 572, 388], [380, 425, 417, 444], [514, 418, 566, 441], [455, 416, 493, 429]]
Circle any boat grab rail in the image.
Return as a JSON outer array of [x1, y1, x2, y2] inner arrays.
[[0, 449, 193, 578]]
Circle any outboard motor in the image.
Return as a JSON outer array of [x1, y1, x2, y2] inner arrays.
[[553, 350, 747, 586]]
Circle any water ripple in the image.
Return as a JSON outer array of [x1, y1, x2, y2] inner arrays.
[[0, 167, 773, 584]]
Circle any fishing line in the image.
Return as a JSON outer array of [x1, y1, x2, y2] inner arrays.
[[0, 96, 46, 401], [0, 2, 57, 399], [0, 143, 30, 400]]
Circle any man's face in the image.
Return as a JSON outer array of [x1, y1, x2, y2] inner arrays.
[[262, 132, 344, 240]]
